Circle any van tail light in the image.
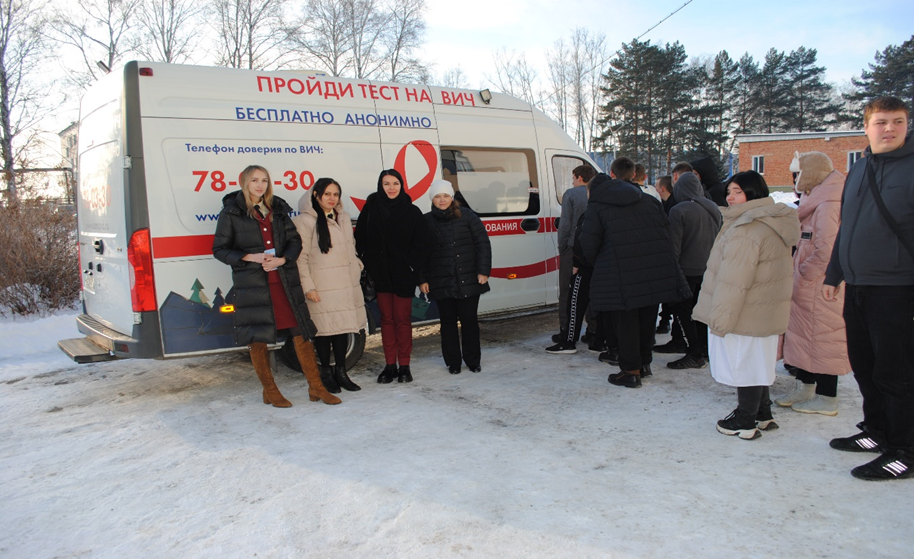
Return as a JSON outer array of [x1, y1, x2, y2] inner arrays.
[[127, 228, 157, 312]]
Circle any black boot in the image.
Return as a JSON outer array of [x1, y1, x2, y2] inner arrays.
[[335, 364, 361, 391], [398, 365, 413, 383], [378, 364, 397, 384], [640, 364, 653, 378], [320, 365, 341, 393]]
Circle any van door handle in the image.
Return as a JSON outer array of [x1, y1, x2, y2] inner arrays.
[[520, 218, 540, 232]]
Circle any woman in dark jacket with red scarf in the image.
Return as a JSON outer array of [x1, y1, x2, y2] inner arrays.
[[355, 169, 429, 383], [213, 165, 340, 407], [419, 180, 492, 374]]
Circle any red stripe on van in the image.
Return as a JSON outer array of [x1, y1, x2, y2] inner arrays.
[[153, 235, 215, 258], [490, 255, 560, 279]]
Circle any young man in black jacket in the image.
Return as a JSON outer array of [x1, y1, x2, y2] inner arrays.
[[824, 96, 914, 481]]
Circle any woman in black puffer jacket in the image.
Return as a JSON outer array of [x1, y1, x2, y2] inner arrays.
[[419, 180, 492, 374], [355, 169, 429, 383], [212, 164, 340, 408]]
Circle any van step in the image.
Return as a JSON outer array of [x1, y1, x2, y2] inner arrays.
[[58, 338, 115, 363]]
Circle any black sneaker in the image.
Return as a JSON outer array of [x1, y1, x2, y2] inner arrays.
[[656, 321, 670, 334], [468, 365, 482, 373], [851, 451, 914, 481], [608, 371, 641, 388], [640, 364, 653, 378], [448, 365, 462, 374], [653, 340, 688, 354], [668, 355, 709, 369], [716, 409, 761, 440], [546, 342, 577, 354], [756, 406, 779, 431], [599, 348, 620, 365], [830, 429, 883, 453], [552, 333, 562, 343]]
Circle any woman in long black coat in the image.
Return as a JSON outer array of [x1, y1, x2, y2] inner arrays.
[[355, 169, 429, 383], [213, 164, 340, 407], [419, 180, 492, 374]]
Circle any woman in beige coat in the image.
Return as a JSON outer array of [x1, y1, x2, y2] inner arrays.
[[693, 170, 800, 440], [778, 152, 851, 415], [293, 178, 365, 393]]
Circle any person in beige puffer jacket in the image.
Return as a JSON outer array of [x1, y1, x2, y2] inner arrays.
[[293, 178, 365, 394], [693, 170, 800, 440], [778, 152, 851, 416]]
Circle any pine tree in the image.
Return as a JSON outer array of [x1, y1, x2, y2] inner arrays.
[[783, 46, 839, 131], [705, 50, 740, 158], [845, 35, 914, 126], [755, 49, 791, 133], [190, 279, 210, 307]]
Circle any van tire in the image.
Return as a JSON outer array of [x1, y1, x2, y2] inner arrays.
[[278, 330, 366, 372]]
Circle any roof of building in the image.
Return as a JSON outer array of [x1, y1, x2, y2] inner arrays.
[[736, 130, 865, 143]]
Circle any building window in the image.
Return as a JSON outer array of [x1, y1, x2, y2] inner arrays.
[[752, 155, 765, 174], [848, 151, 863, 170]]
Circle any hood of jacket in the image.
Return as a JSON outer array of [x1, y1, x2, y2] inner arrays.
[[672, 172, 705, 203], [797, 170, 844, 221], [690, 157, 720, 187], [723, 197, 800, 248], [588, 173, 641, 207]]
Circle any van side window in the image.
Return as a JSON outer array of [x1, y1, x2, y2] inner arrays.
[[552, 155, 587, 204], [440, 147, 539, 217]]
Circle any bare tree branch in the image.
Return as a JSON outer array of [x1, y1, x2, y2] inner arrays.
[[136, 0, 201, 63]]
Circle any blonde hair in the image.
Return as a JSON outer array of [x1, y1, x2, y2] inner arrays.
[[239, 165, 274, 218]]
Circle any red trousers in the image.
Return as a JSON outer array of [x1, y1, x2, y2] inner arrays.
[[377, 292, 413, 366]]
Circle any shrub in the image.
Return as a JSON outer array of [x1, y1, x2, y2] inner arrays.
[[0, 202, 80, 317]]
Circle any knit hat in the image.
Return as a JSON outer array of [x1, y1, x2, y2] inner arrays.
[[428, 180, 455, 201], [790, 151, 834, 194]]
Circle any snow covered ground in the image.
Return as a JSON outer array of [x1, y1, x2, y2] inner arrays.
[[1, 310, 912, 558]]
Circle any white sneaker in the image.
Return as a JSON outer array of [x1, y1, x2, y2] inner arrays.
[[792, 395, 838, 416], [775, 381, 816, 407]]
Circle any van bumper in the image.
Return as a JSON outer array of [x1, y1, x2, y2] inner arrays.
[[71, 312, 163, 360]]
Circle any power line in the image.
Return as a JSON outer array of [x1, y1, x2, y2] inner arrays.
[[634, 0, 696, 43]]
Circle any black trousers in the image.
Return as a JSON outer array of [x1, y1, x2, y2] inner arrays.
[[844, 284, 914, 452], [607, 305, 658, 371], [437, 295, 481, 368], [795, 368, 839, 397], [313, 333, 349, 367], [737, 386, 772, 416], [671, 275, 707, 358]]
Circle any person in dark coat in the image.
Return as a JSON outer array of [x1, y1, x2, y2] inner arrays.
[[579, 158, 690, 388], [212, 165, 340, 407], [355, 169, 429, 383], [419, 180, 492, 374], [662, 171, 722, 369], [690, 157, 728, 207]]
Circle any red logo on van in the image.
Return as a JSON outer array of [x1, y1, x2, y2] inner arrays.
[[82, 181, 111, 210], [351, 140, 438, 211]]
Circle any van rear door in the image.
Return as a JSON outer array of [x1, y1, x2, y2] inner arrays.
[[77, 75, 137, 336]]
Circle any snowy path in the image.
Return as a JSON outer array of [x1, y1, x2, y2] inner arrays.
[[0, 312, 910, 558]]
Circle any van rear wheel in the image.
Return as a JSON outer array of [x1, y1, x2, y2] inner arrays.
[[278, 330, 366, 372]]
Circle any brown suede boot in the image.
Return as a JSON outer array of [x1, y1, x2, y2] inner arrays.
[[293, 336, 341, 405], [250, 342, 292, 408]]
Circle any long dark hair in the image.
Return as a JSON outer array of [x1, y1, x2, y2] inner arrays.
[[726, 170, 769, 201], [377, 168, 407, 199], [311, 178, 341, 254]]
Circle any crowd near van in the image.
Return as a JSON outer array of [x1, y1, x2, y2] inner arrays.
[[58, 61, 597, 369]]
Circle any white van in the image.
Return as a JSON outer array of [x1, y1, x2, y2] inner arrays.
[[58, 61, 596, 369]]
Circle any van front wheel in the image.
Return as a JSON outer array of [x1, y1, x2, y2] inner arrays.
[[278, 330, 366, 372]]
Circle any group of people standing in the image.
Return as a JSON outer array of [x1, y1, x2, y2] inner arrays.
[[211, 95, 914, 482], [212, 168, 492, 408], [548, 96, 914, 481]]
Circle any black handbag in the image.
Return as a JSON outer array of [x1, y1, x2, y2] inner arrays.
[[360, 269, 377, 302]]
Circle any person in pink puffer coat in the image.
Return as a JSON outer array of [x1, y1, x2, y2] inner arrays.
[[778, 152, 852, 415]]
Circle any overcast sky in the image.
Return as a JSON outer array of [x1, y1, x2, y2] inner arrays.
[[422, 0, 914, 88]]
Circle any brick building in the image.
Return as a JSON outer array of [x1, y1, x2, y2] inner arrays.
[[736, 131, 869, 187]]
